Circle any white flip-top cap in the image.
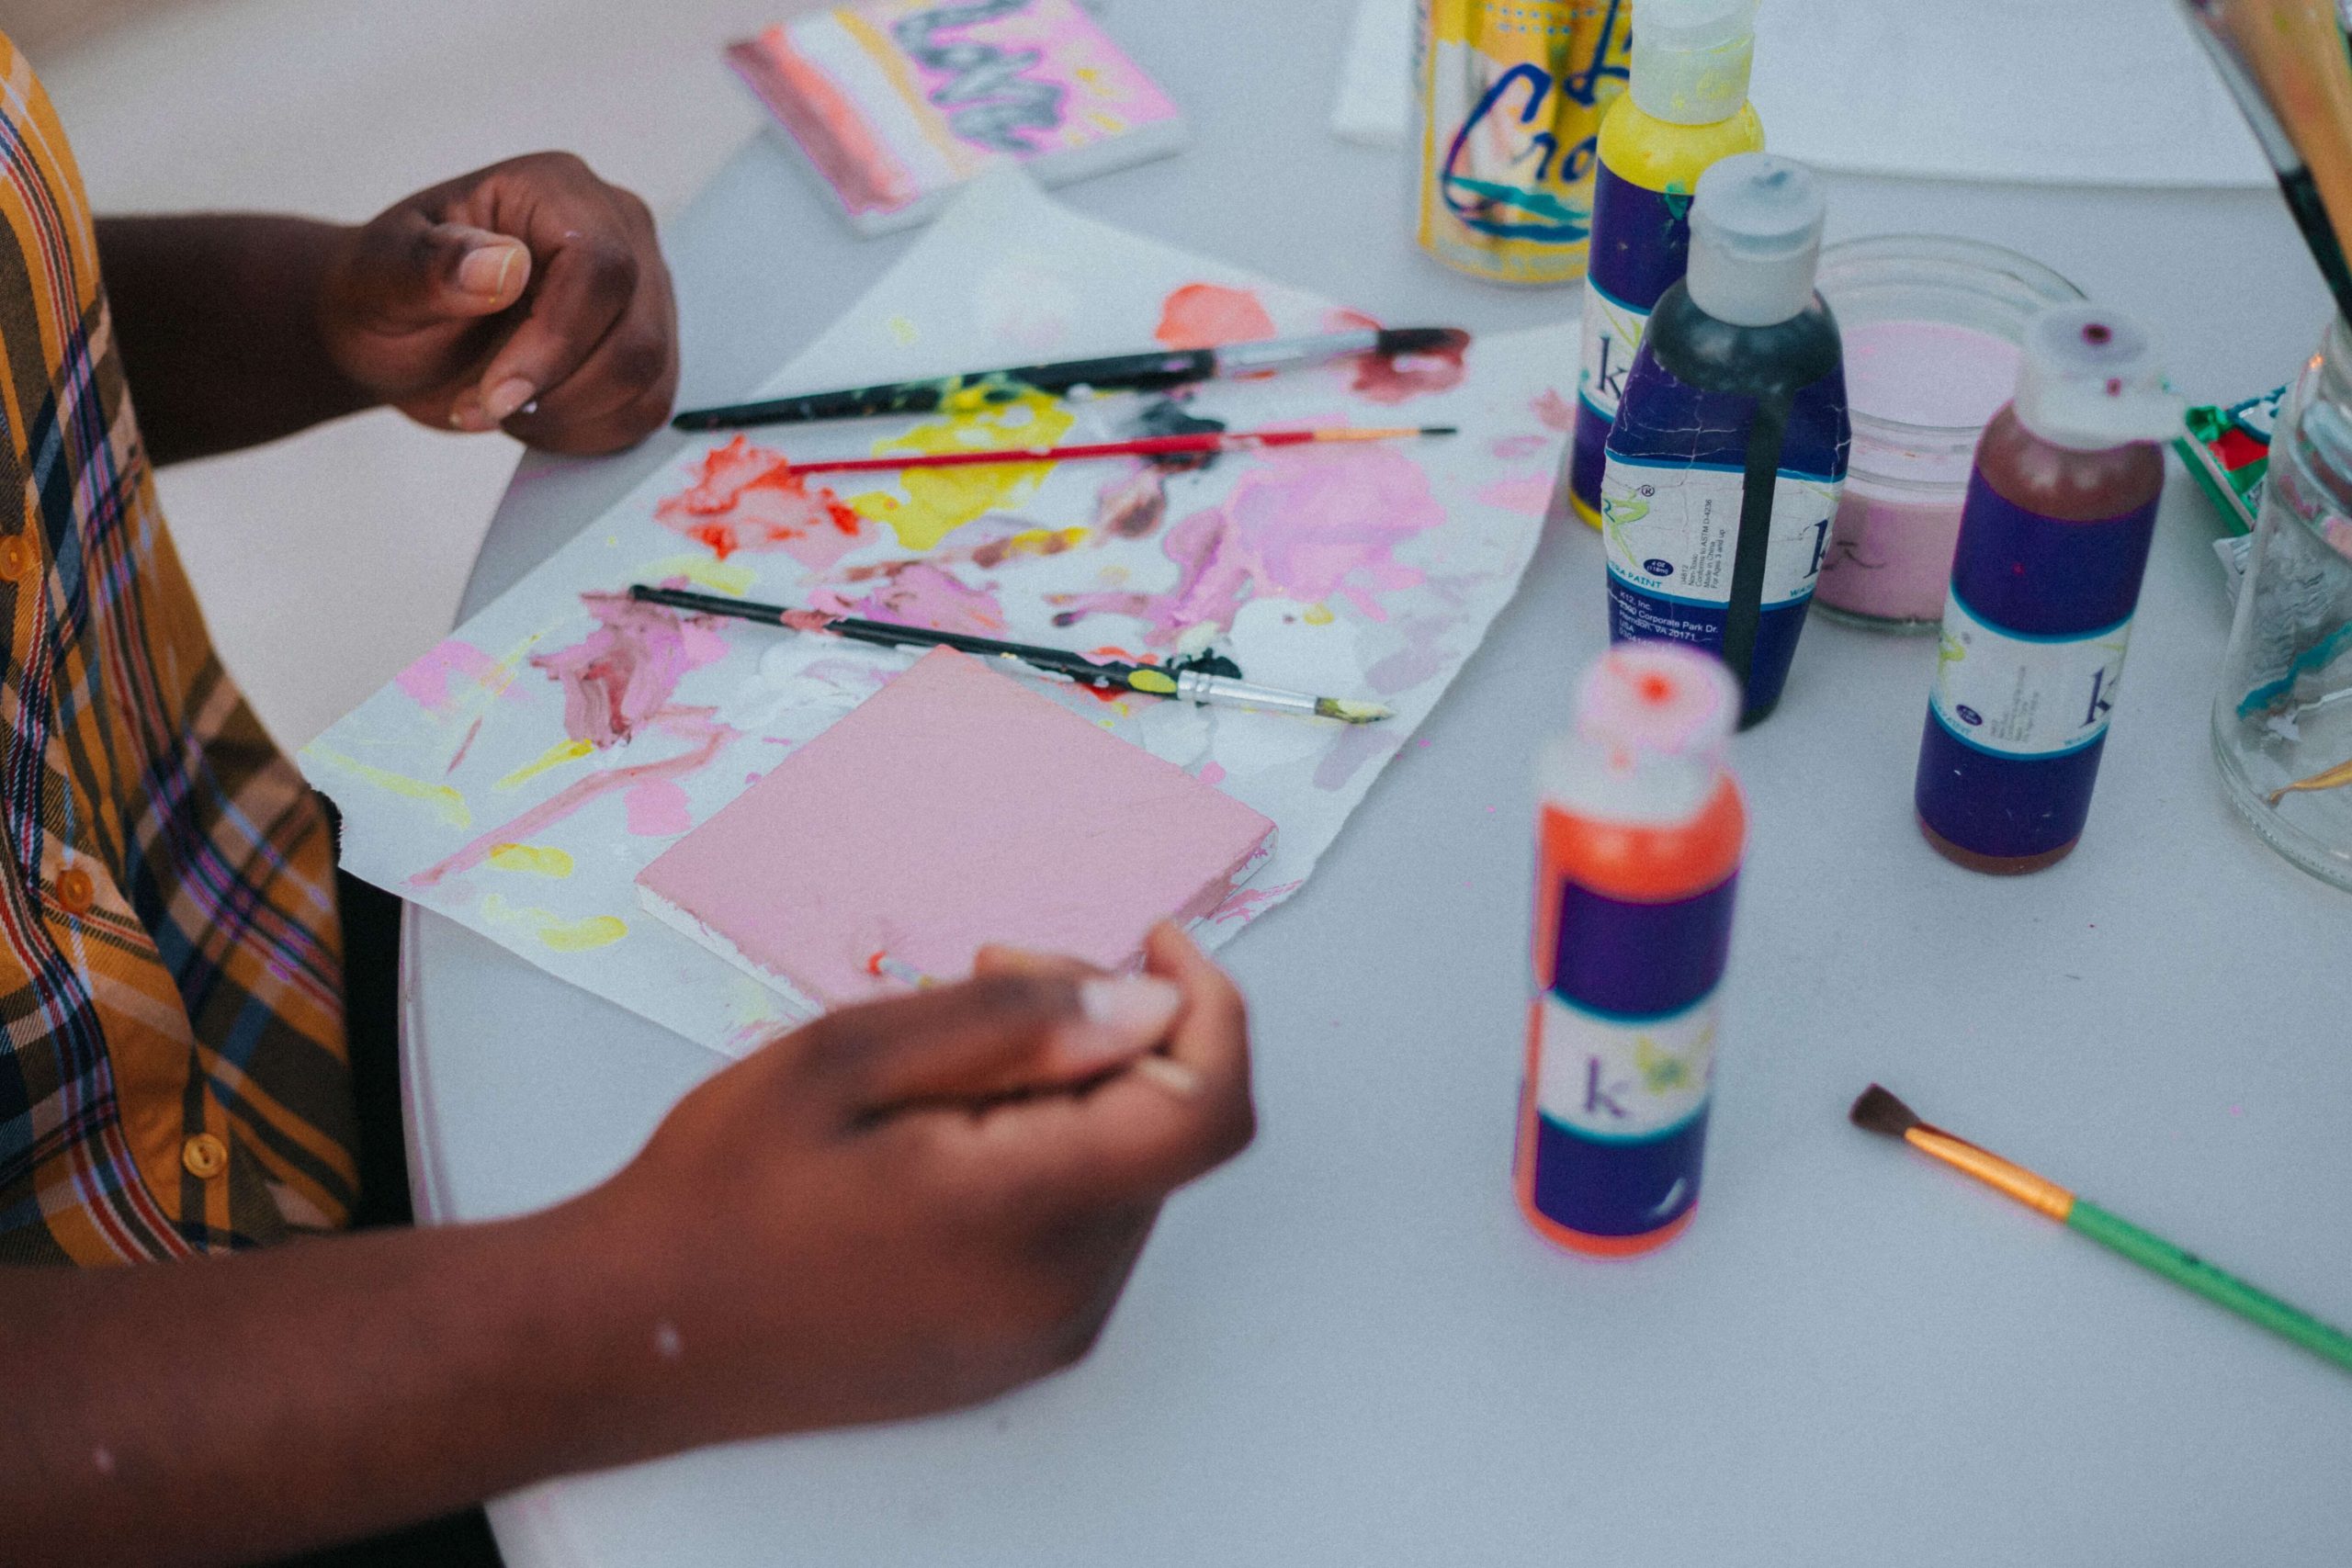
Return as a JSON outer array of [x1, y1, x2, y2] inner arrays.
[[1630, 0, 1759, 125], [1541, 644, 1739, 823], [1686, 153, 1825, 328], [2010, 305, 2183, 451]]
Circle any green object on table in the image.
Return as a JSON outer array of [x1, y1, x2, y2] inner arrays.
[[2066, 1199, 2352, 1372]]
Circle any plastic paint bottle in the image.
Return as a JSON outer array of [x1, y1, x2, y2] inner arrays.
[[1562, 0, 1766, 529], [1517, 642, 1745, 1257], [1916, 306, 2178, 873], [1597, 153, 1849, 727]]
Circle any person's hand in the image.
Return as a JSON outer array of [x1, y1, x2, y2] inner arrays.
[[592, 923, 1254, 1443], [315, 152, 678, 455]]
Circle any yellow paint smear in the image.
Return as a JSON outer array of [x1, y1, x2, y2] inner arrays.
[[539, 915, 628, 952], [487, 843, 575, 878], [636, 553, 759, 596], [306, 747, 470, 829], [886, 314, 921, 346], [1003, 526, 1089, 558], [497, 738, 595, 791], [1128, 668, 1178, 694], [481, 894, 628, 953], [850, 389, 1077, 551], [1303, 603, 1336, 626]]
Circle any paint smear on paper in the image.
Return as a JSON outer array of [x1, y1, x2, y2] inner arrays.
[[638, 553, 761, 597], [656, 436, 866, 568], [413, 711, 734, 889], [498, 737, 596, 791], [481, 893, 628, 953], [847, 389, 1077, 552], [487, 843, 575, 878], [1532, 389, 1576, 433], [625, 779, 695, 837], [1050, 446, 1444, 647], [396, 639, 516, 716], [1365, 616, 1454, 695], [531, 593, 729, 750], [1155, 283, 1276, 349], [1326, 309, 1469, 404], [1478, 471, 1555, 517], [1492, 433, 1549, 460], [1095, 466, 1169, 538], [1209, 878, 1304, 924], [813, 560, 1006, 634], [307, 747, 471, 829]]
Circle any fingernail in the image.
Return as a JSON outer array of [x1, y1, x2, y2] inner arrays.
[[1131, 1053, 1204, 1099], [448, 393, 486, 431], [457, 243, 523, 300], [1078, 975, 1182, 1041], [484, 378, 537, 422]]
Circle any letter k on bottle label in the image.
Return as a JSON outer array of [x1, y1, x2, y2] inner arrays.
[[1930, 592, 2133, 760]]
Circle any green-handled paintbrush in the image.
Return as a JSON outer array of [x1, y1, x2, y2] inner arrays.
[[1850, 1084, 2352, 1373]]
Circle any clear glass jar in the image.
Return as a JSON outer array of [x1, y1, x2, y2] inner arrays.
[[1812, 236, 2084, 632], [2211, 312, 2352, 892]]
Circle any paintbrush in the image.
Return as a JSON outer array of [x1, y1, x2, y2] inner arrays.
[[1850, 1084, 2352, 1372], [754, 424, 1456, 479], [670, 326, 1473, 431], [2180, 0, 2352, 321], [627, 583, 1393, 724]]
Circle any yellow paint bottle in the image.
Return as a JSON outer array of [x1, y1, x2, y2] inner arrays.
[[1556, 0, 1766, 526]]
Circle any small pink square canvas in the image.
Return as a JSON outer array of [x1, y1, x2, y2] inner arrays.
[[636, 648, 1274, 1010]]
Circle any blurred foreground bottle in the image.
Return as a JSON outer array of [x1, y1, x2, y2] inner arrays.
[[2213, 313, 2352, 892]]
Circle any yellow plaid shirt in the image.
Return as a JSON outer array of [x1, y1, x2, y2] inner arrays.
[[0, 37, 355, 1264]]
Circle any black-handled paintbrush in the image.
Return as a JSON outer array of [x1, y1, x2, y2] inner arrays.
[[671, 326, 1472, 431], [627, 584, 1391, 724]]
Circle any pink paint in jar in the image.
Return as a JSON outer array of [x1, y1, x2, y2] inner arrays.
[[1812, 236, 2083, 632]]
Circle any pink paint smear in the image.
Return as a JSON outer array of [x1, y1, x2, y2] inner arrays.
[[1155, 283, 1276, 349], [1050, 445, 1443, 647], [532, 592, 729, 750], [656, 435, 866, 570], [810, 560, 1005, 636], [411, 710, 733, 889], [396, 638, 516, 716]]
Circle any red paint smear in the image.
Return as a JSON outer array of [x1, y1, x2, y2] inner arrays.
[[410, 709, 732, 889], [446, 715, 485, 775], [1155, 283, 1277, 350], [1323, 308, 1467, 406], [657, 434, 864, 563], [1532, 389, 1577, 434]]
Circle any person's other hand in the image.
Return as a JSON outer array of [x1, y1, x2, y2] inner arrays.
[[594, 923, 1254, 1443], [316, 152, 678, 454]]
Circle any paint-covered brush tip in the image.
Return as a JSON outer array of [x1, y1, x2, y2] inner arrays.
[[1849, 1083, 1922, 1138], [1420, 425, 1461, 436], [1316, 697, 1393, 724], [1377, 326, 1473, 355]]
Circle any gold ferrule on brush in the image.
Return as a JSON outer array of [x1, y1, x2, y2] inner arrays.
[[1905, 1125, 2076, 1221]]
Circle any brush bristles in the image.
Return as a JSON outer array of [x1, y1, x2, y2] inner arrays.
[[1849, 1083, 1922, 1138]]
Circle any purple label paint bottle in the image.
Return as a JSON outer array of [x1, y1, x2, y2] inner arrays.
[[1518, 643, 1746, 1256], [1915, 307, 2179, 874]]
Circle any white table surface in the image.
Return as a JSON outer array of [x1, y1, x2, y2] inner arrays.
[[402, 4, 2352, 1562]]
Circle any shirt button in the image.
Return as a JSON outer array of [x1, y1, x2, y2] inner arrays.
[[182, 1134, 230, 1180], [56, 865, 96, 914], [0, 535, 31, 581]]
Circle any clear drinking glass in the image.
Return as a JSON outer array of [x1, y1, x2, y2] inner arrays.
[[2211, 312, 2352, 892]]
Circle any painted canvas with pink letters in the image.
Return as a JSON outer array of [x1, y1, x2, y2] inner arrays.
[[302, 171, 1576, 1057], [729, 0, 1186, 232]]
